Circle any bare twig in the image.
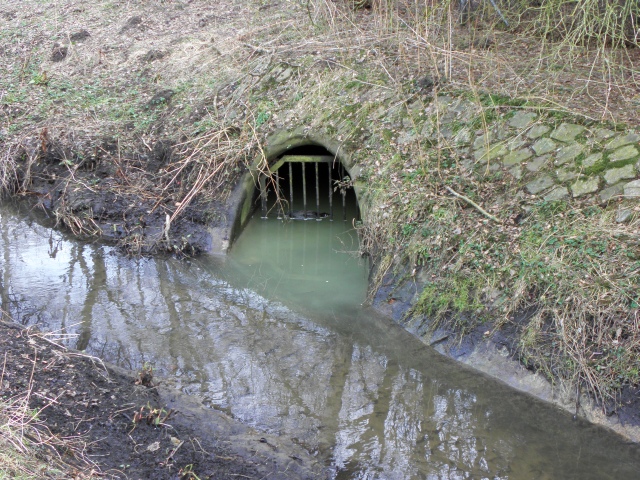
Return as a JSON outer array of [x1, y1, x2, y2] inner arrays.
[[443, 185, 502, 224]]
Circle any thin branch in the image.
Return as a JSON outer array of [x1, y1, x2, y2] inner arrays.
[[443, 185, 502, 224]]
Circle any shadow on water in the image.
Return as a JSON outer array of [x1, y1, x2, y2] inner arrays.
[[1, 202, 640, 479]]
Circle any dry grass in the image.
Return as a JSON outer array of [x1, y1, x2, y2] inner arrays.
[[0, 327, 97, 479], [1, 0, 639, 408]]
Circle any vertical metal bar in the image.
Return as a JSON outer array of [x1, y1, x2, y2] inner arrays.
[[276, 172, 282, 219], [302, 162, 307, 218], [341, 165, 346, 221], [288, 162, 293, 217], [329, 163, 333, 221], [315, 162, 320, 221], [260, 175, 267, 219]]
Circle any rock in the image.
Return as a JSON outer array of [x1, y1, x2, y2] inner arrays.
[[623, 179, 640, 197], [582, 152, 603, 167], [454, 128, 472, 145], [473, 143, 507, 161], [508, 111, 537, 129], [503, 148, 533, 166], [606, 132, 640, 150], [550, 123, 586, 142], [473, 132, 493, 150], [506, 137, 526, 150], [544, 186, 569, 201], [527, 125, 551, 139], [526, 175, 554, 194], [594, 128, 616, 140], [616, 208, 632, 223], [571, 177, 600, 197], [556, 168, 578, 182], [609, 145, 638, 163], [555, 143, 583, 165], [526, 155, 550, 172], [509, 166, 522, 179], [604, 164, 636, 185], [599, 184, 624, 203], [532, 137, 557, 156]]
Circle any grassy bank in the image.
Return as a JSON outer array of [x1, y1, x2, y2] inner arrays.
[[0, 0, 639, 414]]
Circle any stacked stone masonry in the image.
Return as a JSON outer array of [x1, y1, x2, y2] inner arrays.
[[457, 107, 640, 207]]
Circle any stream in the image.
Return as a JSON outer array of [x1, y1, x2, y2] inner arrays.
[[1, 202, 639, 479]]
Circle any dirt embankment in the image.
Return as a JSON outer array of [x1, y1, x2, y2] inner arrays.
[[0, 321, 327, 479]]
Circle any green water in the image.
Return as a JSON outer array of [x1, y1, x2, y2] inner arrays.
[[1, 203, 640, 479]]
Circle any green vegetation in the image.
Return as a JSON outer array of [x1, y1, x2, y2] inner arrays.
[[0, 0, 639, 423]]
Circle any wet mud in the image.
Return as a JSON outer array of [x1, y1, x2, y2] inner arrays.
[[0, 320, 326, 479]]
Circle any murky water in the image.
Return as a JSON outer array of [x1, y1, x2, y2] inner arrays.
[[1, 202, 639, 479]]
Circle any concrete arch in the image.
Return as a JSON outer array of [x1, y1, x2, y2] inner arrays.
[[226, 128, 365, 251]]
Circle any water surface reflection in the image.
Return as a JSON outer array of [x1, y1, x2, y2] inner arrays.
[[1, 205, 639, 479]]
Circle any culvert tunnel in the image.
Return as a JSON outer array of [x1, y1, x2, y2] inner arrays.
[[256, 145, 360, 224]]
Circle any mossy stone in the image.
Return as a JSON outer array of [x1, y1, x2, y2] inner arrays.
[[527, 124, 551, 139], [473, 143, 507, 161], [508, 111, 537, 129], [544, 186, 569, 201], [606, 133, 640, 150], [503, 148, 533, 166], [556, 168, 578, 182], [582, 152, 603, 167], [526, 175, 554, 194], [599, 183, 624, 203], [623, 179, 640, 197], [603, 164, 636, 185], [609, 145, 638, 163], [555, 143, 583, 166], [532, 137, 557, 155], [526, 155, 550, 172], [550, 123, 585, 142], [571, 177, 600, 197]]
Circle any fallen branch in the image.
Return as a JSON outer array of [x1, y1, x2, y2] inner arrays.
[[443, 185, 502, 224]]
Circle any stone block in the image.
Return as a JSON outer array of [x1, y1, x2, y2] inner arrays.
[[582, 152, 603, 167], [527, 125, 551, 139], [604, 164, 636, 185], [555, 143, 583, 165], [594, 128, 616, 140], [550, 123, 586, 142], [544, 186, 569, 201], [623, 179, 640, 197], [606, 132, 640, 150], [506, 137, 526, 150], [556, 168, 578, 182], [473, 143, 507, 161], [526, 175, 555, 194], [473, 133, 493, 150], [509, 166, 523, 179], [508, 111, 537, 129], [503, 148, 533, 166], [532, 137, 557, 155], [571, 177, 600, 197], [616, 208, 632, 223], [599, 183, 624, 203], [526, 155, 550, 172], [454, 128, 472, 145], [609, 145, 638, 163]]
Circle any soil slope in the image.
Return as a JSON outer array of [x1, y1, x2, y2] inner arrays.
[[0, 320, 326, 479]]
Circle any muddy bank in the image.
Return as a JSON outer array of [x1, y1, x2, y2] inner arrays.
[[0, 320, 326, 479], [372, 268, 640, 443]]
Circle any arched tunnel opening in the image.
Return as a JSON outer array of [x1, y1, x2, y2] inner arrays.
[[258, 145, 360, 224]]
